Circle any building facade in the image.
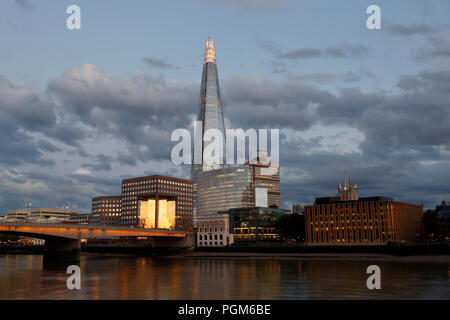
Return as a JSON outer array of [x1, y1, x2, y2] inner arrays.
[[91, 196, 122, 226], [121, 175, 193, 231], [28, 208, 77, 223], [196, 214, 233, 247], [246, 151, 281, 208], [305, 197, 423, 246], [436, 201, 450, 241], [6, 210, 29, 221], [191, 37, 227, 177], [69, 213, 90, 224], [219, 207, 287, 243], [194, 165, 255, 217]]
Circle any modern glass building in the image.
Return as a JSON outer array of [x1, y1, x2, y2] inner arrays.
[[192, 37, 227, 176], [195, 165, 255, 216], [192, 39, 281, 219], [218, 207, 287, 243]]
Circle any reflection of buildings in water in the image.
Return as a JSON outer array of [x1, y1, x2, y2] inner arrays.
[[1, 255, 43, 299], [193, 259, 235, 300], [300, 260, 373, 299], [299, 260, 450, 299]]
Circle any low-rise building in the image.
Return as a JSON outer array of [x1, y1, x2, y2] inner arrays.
[[305, 196, 423, 246], [219, 207, 287, 244], [89, 212, 101, 225], [196, 214, 233, 247], [69, 213, 90, 224], [6, 210, 29, 221], [92, 196, 122, 226], [28, 208, 77, 223]]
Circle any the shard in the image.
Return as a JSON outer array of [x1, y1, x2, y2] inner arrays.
[[192, 38, 227, 176]]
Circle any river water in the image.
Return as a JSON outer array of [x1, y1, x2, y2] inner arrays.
[[0, 254, 449, 299]]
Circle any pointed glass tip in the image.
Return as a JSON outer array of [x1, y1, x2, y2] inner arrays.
[[204, 37, 216, 64]]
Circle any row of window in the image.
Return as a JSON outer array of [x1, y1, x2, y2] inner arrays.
[[198, 241, 224, 246], [198, 234, 224, 240], [198, 226, 225, 232]]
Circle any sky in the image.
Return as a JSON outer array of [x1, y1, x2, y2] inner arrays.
[[0, 0, 450, 213]]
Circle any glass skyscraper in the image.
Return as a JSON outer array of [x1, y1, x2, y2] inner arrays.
[[193, 39, 253, 218], [192, 39, 279, 220], [192, 38, 227, 175]]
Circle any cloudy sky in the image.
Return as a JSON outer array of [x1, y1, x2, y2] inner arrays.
[[1, 0, 450, 214]]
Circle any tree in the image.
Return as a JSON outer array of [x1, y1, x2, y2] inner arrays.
[[275, 213, 305, 242]]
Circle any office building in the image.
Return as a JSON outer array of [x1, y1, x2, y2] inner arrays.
[[219, 207, 287, 243], [196, 214, 233, 247], [6, 210, 29, 221], [194, 165, 255, 217], [246, 151, 281, 208], [28, 208, 77, 223], [69, 213, 90, 224], [121, 175, 193, 230], [436, 201, 450, 240], [91, 196, 122, 226], [191, 37, 227, 177], [89, 212, 101, 225], [305, 195, 423, 246], [191, 39, 282, 218]]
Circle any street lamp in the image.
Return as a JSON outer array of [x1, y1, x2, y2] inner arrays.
[[24, 202, 32, 221]]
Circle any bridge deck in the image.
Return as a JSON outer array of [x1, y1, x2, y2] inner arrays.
[[0, 221, 189, 239]]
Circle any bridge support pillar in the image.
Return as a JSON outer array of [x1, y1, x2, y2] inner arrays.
[[45, 238, 81, 253]]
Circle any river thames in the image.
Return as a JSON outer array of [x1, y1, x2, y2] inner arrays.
[[0, 254, 449, 299]]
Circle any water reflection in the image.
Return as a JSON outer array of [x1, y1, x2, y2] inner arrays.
[[0, 254, 449, 299]]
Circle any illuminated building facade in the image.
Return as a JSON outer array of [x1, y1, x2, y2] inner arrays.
[[305, 196, 423, 246], [219, 207, 287, 243], [337, 174, 359, 201], [120, 175, 193, 231], [91, 196, 122, 226], [196, 214, 233, 247]]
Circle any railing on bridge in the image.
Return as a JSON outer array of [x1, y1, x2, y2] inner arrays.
[[0, 220, 189, 236]]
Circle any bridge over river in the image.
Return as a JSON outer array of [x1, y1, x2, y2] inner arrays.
[[0, 221, 194, 253]]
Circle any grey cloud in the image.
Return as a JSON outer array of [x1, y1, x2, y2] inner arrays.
[[204, 0, 282, 9], [259, 39, 370, 60], [0, 168, 122, 214], [389, 24, 435, 36], [82, 154, 114, 172], [143, 57, 178, 70], [15, 0, 34, 11], [48, 64, 197, 163]]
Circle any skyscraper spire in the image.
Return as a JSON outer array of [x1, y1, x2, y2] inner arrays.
[[204, 38, 216, 64]]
